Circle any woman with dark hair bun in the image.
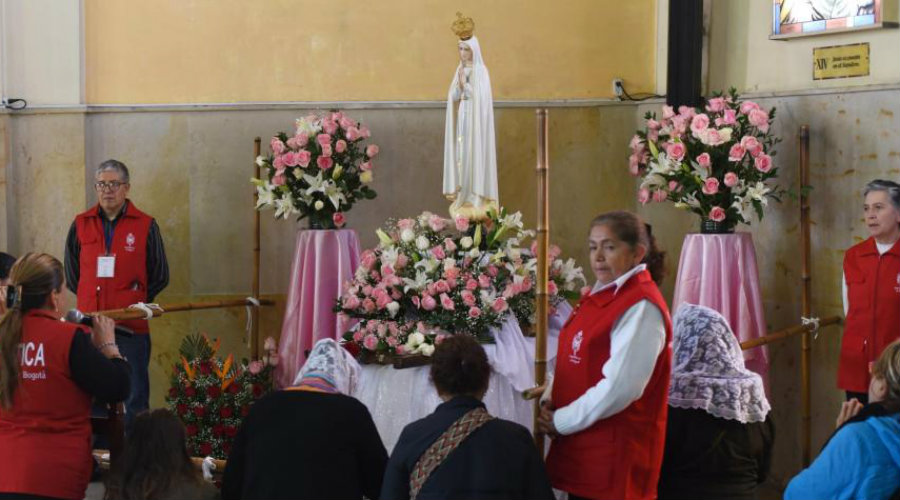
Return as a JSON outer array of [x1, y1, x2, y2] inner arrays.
[[380, 335, 553, 500], [538, 210, 673, 500]]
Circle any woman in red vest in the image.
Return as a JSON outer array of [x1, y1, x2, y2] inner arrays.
[[538, 211, 672, 500], [0, 253, 131, 500], [840, 179, 900, 404]]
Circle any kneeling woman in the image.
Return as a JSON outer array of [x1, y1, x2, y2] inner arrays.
[[538, 211, 672, 500], [0, 253, 131, 500]]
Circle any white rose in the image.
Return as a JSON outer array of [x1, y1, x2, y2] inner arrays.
[[416, 235, 430, 250], [314, 200, 325, 211], [460, 236, 474, 249], [401, 228, 416, 243], [407, 332, 425, 347], [509, 248, 522, 260], [293, 167, 303, 179], [443, 258, 457, 271], [420, 343, 435, 356], [360, 171, 373, 184], [386, 301, 400, 318], [468, 248, 481, 258]]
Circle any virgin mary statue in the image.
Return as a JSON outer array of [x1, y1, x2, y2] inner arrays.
[[443, 14, 499, 220]]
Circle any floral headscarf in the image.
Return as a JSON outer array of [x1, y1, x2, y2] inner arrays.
[[669, 303, 770, 423], [292, 339, 361, 396]]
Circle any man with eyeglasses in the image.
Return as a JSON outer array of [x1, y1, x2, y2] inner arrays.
[[64, 159, 169, 431]]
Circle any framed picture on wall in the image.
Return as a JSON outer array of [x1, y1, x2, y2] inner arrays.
[[771, 0, 898, 39]]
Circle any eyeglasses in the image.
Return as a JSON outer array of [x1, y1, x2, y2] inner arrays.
[[95, 181, 127, 192]]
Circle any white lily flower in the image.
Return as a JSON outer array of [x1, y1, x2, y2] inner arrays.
[[322, 182, 347, 210], [256, 155, 267, 167], [256, 185, 276, 209], [746, 181, 771, 205], [414, 258, 440, 274], [402, 271, 430, 293], [380, 247, 400, 268], [273, 196, 297, 219]]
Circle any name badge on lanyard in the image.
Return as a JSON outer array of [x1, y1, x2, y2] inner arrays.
[[97, 255, 116, 278]]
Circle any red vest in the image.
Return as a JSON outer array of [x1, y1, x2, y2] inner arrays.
[[0, 310, 93, 499], [838, 237, 900, 393], [547, 270, 672, 500], [75, 200, 152, 333]]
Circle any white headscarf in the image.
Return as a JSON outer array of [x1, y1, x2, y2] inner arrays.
[[292, 339, 361, 396], [669, 304, 771, 423], [442, 36, 499, 205]]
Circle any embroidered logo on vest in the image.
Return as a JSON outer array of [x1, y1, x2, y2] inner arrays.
[[125, 233, 136, 252], [569, 331, 583, 364]]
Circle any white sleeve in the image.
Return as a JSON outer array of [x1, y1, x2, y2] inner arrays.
[[842, 271, 848, 317], [552, 300, 666, 436]]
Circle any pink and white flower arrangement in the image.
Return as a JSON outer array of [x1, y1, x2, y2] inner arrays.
[[629, 89, 782, 230], [336, 208, 585, 358], [253, 112, 378, 229]]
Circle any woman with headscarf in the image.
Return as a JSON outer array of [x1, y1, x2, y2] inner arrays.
[[657, 304, 774, 500], [442, 20, 499, 221], [221, 339, 388, 500]]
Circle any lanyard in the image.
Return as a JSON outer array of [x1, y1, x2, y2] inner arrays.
[[103, 218, 118, 255]]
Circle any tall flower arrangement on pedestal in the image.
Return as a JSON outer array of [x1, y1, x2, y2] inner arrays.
[[166, 334, 278, 458], [253, 112, 378, 229], [630, 89, 782, 232], [336, 209, 586, 359]]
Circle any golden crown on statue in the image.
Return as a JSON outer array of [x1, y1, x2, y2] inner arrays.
[[451, 12, 475, 40]]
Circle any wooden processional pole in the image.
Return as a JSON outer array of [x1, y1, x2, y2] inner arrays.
[[534, 109, 550, 452], [799, 125, 812, 467], [252, 137, 262, 359]]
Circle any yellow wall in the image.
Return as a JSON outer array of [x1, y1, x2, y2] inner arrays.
[[708, 0, 900, 93], [84, 0, 657, 103]]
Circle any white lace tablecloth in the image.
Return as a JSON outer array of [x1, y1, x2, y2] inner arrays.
[[356, 302, 571, 451]]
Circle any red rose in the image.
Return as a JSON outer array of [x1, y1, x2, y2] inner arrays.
[[176, 404, 188, 415], [168, 387, 177, 398], [220, 407, 233, 418], [213, 424, 225, 436], [225, 426, 238, 437], [199, 442, 213, 456], [223, 442, 232, 455], [193, 406, 205, 418], [241, 405, 250, 417], [342, 341, 360, 357], [186, 424, 198, 436], [185, 387, 196, 398], [228, 383, 241, 395], [207, 386, 222, 398], [199, 361, 212, 375], [252, 384, 264, 398]]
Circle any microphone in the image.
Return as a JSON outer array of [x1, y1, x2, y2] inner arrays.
[[64, 309, 135, 338]]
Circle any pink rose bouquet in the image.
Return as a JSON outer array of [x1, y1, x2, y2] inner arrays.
[[336, 208, 585, 358], [252, 112, 379, 229], [629, 89, 782, 231]]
